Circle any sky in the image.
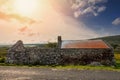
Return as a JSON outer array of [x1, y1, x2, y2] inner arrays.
[[0, 0, 120, 44]]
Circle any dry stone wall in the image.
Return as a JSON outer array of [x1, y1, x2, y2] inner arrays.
[[60, 49, 114, 65], [6, 41, 115, 66]]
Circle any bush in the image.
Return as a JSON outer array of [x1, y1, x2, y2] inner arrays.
[[0, 57, 5, 63], [45, 42, 57, 48]]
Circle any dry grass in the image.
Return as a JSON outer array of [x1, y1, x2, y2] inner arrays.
[[115, 53, 120, 60]]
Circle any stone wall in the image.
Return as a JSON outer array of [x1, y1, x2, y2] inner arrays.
[[60, 49, 114, 65], [6, 48, 61, 65], [6, 41, 115, 66]]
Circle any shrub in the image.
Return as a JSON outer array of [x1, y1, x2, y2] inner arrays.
[[0, 57, 5, 63]]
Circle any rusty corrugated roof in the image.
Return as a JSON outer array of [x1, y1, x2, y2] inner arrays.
[[61, 40, 109, 48]]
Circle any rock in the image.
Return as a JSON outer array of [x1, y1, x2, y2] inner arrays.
[[89, 62, 102, 66]]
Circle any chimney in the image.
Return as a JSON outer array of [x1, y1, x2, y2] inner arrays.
[[58, 36, 62, 48]]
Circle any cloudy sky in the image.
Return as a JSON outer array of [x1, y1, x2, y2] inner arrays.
[[0, 0, 120, 44]]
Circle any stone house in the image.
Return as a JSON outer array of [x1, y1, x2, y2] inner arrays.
[[6, 36, 115, 66]]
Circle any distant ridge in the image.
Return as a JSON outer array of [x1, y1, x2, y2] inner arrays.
[[92, 35, 120, 45], [92, 35, 120, 52]]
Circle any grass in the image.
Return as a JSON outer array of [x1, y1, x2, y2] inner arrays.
[[114, 53, 120, 69], [115, 53, 120, 60], [0, 47, 8, 58], [0, 47, 7, 63], [0, 47, 120, 71], [0, 63, 119, 71], [54, 65, 120, 71]]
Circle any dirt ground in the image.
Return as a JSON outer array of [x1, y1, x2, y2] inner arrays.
[[0, 66, 120, 80]]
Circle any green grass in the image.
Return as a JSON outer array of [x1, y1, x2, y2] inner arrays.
[[54, 65, 120, 71], [0, 47, 8, 63], [114, 53, 120, 69], [0, 47, 8, 58], [0, 63, 119, 71]]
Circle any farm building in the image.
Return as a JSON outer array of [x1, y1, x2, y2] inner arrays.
[[57, 36, 115, 65], [6, 36, 115, 66]]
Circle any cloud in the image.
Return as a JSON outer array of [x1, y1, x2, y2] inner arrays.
[[29, 4, 99, 42], [0, 0, 8, 5], [18, 26, 29, 32], [0, 12, 10, 21], [18, 26, 37, 37], [49, 0, 72, 16], [9, 14, 36, 24], [88, 0, 107, 4], [0, 0, 100, 44], [28, 33, 36, 37], [97, 6, 106, 12], [112, 17, 120, 26], [0, 11, 36, 24], [0, 0, 37, 24], [71, 0, 107, 18]]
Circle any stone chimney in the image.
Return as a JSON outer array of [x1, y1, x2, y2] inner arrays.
[[58, 36, 62, 48]]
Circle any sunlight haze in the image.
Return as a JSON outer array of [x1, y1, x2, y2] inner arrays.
[[0, 0, 119, 44]]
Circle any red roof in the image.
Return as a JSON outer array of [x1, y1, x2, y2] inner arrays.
[[61, 40, 109, 48]]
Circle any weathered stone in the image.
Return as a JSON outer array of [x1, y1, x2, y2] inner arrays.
[[6, 40, 115, 66], [6, 40, 26, 64], [9, 40, 25, 52], [89, 62, 102, 66]]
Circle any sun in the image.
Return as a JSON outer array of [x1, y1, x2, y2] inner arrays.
[[13, 0, 38, 17]]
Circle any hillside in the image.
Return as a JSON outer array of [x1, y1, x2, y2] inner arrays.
[[92, 35, 120, 52]]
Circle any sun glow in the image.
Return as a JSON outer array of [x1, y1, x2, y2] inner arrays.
[[13, 0, 38, 16]]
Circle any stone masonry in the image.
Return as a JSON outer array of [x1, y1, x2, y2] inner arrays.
[[6, 40, 115, 66]]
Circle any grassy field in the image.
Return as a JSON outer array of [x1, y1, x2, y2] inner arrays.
[[0, 47, 120, 71], [0, 47, 8, 58], [0, 47, 8, 63]]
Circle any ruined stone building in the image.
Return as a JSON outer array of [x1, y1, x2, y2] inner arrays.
[[6, 36, 115, 66]]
